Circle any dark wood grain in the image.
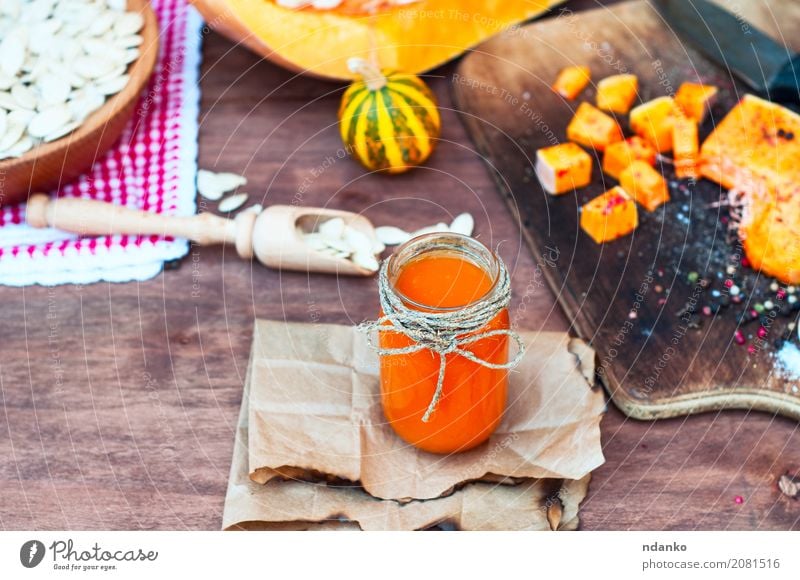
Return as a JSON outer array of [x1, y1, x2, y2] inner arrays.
[[453, 0, 800, 421], [0, 0, 797, 531]]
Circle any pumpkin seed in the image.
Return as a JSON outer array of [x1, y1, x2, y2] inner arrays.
[[411, 222, 450, 237], [375, 226, 411, 246], [0, 121, 25, 150], [352, 251, 379, 272], [218, 193, 249, 213], [8, 108, 34, 127], [11, 83, 38, 110], [0, 110, 6, 139], [318, 217, 345, 239], [114, 12, 144, 37], [28, 105, 71, 138], [38, 75, 72, 107], [449, 212, 474, 236], [343, 225, 374, 256], [95, 74, 129, 95], [43, 120, 80, 142], [2, 135, 33, 158], [196, 169, 247, 201], [0, 31, 26, 77], [115, 34, 143, 49], [0, 72, 15, 90]]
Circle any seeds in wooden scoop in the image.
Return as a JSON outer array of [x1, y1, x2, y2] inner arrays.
[[0, 0, 144, 160], [299, 217, 385, 272]]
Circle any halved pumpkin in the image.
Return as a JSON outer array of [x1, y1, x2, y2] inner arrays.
[[190, 0, 559, 80]]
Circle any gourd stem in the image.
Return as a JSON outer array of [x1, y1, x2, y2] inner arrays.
[[347, 57, 386, 91]]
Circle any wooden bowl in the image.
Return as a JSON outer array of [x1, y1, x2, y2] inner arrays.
[[0, 0, 159, 207]]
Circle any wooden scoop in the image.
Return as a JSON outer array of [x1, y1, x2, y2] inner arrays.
[[25, 194, 380, 276]]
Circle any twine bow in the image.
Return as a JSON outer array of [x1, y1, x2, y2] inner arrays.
[[358, 259, 525, 422]]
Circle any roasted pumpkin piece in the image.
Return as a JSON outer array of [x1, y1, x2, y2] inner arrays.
[[552, 65, 591, 100], [535, 142, 593, 195], [567, 102, 623, 151], [675, 82, 718, 122], [596, 74, 638, 114], [700, 94, 800, 283], [619, 160, 669, 212], [602, 136, 657, 180], [580, 186, 639, 244], [672, 115, 699, 179], [629, 96, 681, 152]]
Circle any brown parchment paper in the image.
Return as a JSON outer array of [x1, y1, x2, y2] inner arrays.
[[222, 359, 591, 531], [248, 320, 605, 501]]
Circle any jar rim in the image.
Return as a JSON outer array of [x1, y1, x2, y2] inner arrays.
[[385, 232, 502, 312]]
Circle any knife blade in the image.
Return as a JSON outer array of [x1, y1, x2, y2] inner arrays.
[[653, 0, 800, 103]]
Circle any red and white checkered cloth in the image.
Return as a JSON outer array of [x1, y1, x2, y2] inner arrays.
[[0, 0, 202, 286]]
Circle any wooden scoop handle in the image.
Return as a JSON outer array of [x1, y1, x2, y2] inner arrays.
[[25, 194, 256, 258]]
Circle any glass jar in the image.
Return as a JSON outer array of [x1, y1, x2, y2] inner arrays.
[[378, 233, 510, 454]]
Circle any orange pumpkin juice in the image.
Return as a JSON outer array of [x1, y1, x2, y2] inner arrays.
[[379, 236, 510, 454]]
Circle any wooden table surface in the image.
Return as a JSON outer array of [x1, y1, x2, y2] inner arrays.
[[1, 1, 798, 531]]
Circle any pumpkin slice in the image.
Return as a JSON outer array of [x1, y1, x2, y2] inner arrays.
[[700, 94, 800, 283], [567, 102, 623, 152], [602, 136, 657, 180], [191, 0, 558, 80], [580, 186, 638, 244], [672, 115, 699, 179], [675, 82, 718, 123], [596, 74, 638, 114], [629, 96, 681, 152], [620, 160, 669, 212], [535, 142, 593, 195], [552, 65, 591, 100]]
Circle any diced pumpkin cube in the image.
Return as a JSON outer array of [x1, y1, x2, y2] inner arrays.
[[602, 136, 657, 180], [580, 186, 639, 244], [567, 102, 623, 151], [672, 116, 699, 179], [619, 160, 669, 211], [675, 82, 718, 122], [596, 74, 639, 114], [552, 65, 591, 100], [535, 142, 593, 195], [629, 96, 681, 152]]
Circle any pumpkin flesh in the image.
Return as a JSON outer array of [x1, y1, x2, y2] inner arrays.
[[192, 0, 557, 80]]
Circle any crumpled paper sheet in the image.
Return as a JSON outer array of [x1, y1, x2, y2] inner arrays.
[[222, 358, 591, 531], [248, 321, 605, 501]]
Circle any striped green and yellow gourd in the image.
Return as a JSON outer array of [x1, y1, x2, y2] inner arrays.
[[339, 58, 441, 174]]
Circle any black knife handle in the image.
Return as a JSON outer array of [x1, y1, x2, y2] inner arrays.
[[768, 54, 800, 104]]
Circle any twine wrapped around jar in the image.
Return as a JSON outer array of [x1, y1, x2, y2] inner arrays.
[[359, 258, 525, 422]]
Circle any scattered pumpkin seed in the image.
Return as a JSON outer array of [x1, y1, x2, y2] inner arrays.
[[218, 193, 249, 213]]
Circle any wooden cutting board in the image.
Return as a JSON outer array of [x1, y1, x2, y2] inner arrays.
[[453, 0, 800, 420]]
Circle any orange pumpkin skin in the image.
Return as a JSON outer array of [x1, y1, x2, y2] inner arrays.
[[190, 0, 558, 80]]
